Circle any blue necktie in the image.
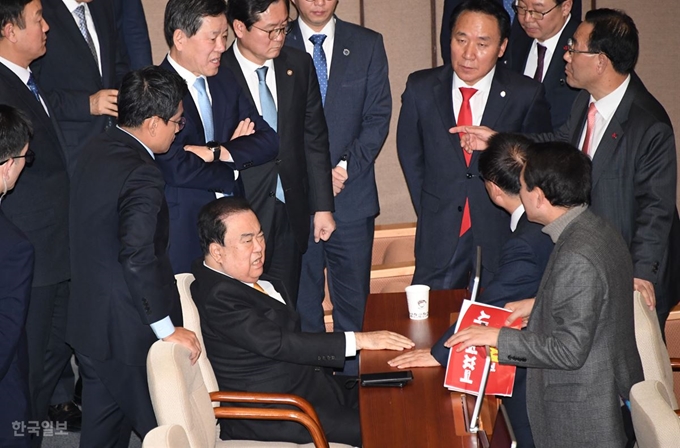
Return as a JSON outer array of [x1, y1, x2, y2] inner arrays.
[[309, 34, 328, 105], [503, 0, 515, 22], [256, 66, 285, 203], [194, 77, 214, 142], [26, 73, 42, 103], [74, 5, 98, 63]]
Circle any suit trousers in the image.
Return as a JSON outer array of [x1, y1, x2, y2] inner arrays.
[[24, 281, 72, 446], [77, 353, 156, 448], [503, 366, 534, 448], [263, 200, 302, 306]]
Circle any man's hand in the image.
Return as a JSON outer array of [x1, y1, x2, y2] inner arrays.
[[90, 89, 118, 117], [163, 327, 201, 365], [331, 166, 348, 196], [355, 331, 415, 351], [313, 211, 335, 243], [231, 118, 255, 140], [444, 325, 500, 352], [634, 278, 656, 310], [387, 348, 439, 368], [504, 298, 536, 328], [184, 144, 232, 163], [448, 125, 496, 153]]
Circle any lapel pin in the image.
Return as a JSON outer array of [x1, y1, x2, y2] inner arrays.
[[612, 133, 618, 139], [500, 91, 506, 97], [343, 49, 350, 56], [287, 69, 293, 76]]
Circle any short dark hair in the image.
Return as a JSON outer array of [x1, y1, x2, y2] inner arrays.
[[0, 0, 31, 32], [164, 0, 228, 48], [226, 0, 288, 29], [448, 0, 510, 44], [118, 66, 188, 128], [478, 133, 532, 195], [584, 8, 639, 75], [198, 197, 254, 255], [523, 142, 592, 208], [0, 104, 32, 162]]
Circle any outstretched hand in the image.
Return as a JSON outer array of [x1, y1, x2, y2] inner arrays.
[[387, 348, 440, 368], [356, 331, 415, 351], [448, 125, 496, 152]]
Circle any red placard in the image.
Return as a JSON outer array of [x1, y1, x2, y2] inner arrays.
[[444, 300, 522, 396]]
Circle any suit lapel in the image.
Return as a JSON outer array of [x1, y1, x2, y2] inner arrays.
[[88, 1, 109, 86], [223, 47, 254, 105], [480, 69, 510, 130], [325, 18, 351, 110], [286, 21, 306, 52], [160, 58, 206, 141], [434, 66, 466, 166], [273, 52, 294, 131]]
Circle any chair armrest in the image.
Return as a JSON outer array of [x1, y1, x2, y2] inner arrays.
[[370, 261, 415, 279], [675, 409, 680, 418], [209, 391, 320, 424], [213, 406, 329, 448], [670, 358, 680, 371]]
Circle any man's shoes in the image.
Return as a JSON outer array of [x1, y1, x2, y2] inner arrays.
[[48, 401, 82, 432]]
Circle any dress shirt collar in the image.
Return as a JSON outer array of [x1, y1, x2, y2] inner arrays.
[[166, 53, 203, 89], [116, 125, 155, 160], [297, 15, 336, 43], [0, 55, 31, 81], [233, 40, 275, 74], [453, 65, 496, 92], [510, 204, 525, 232], [542, 204, 588, 243], [202, 261, 285, 304], [62, 0, 85, 14], [589, 74, 631, 122]]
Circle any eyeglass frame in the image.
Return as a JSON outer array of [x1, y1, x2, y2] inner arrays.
[[564, 38, 603, 56], [250, 21, 293, 41], [511, 2, 560, 21], [168, 117, 186, 131], [0, 148, 35, 166]]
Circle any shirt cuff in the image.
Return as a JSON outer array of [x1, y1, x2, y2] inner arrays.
[[150, 316, 175, 339], [336, 159, 348, 170], [344, 332, 357, 357]]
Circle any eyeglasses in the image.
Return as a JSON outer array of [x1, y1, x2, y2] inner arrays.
[[168, 117, 186, 131], [0, 148, 35, 166], [512, 2, 560, 20], [251, 21, 292, 40], [564, 38, 601, 56]]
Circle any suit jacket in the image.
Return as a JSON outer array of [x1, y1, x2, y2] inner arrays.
[[286, 17, 391, 221], [156, 58, 279, 274], [222, 45, 334, 251], [114, 0, 152, 69], [397, 65, 552, 285], [531, 74, 680, 317], [0, 210, 33, 446], [498, 208, 643, 448], [507, 14, 581, 128], [431, 213, 553, 364], [191, 261, 354, 443], [0, 62, 70, 288], [32, 0, 129, 171], [68, 127, 182, 366]]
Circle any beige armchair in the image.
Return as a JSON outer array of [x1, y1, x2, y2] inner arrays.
[[629, 380, 680, 448]]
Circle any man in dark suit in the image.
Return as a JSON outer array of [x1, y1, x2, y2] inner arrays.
[[68, 67, 201, 447], [285, 0, 392, 370], [222, 0, 335, 304], [506, 0, 580, 129], [114, 0, 152, 69], [390, 133, 553, 448], [0, 1, 74, 441], [31, 0, 130, 173], [454, 9, 680, 331], [156, 0, 278, 275], [448, 143, 643, 448], [0, 105, 35, 448], [398, 0, 552, 291], [191, 197, 413, 446]]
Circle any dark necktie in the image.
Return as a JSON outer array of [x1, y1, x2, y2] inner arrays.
[[74, 5, 98, 64], [457, 87, 477, 236], [309, 34, 328, 105], [534, 43, 547, 83], [26, 72, 42, 103], [256, 66, 285, 203]]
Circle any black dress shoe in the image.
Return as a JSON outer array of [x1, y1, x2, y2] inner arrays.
[[48, 401, 82, 432]]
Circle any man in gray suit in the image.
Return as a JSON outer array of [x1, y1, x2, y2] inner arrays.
[[448, 142, 643, 448], [453, 8, 680, 331]]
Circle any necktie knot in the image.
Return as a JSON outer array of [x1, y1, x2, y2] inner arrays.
[[587, 102, 598, 121], [256, 66, 268, 83], [536, 43, 547, 59], [253, 282, 267, 295], [459, 87, 477, 102], [27, 73, 41, 102], [309, 34, 327, 47], [74, 4, 86, 21], [582, 102, 598, 156]]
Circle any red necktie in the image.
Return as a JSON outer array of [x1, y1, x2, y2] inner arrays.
[[457, 87, 477, 236], [582, 102, 598, 156]]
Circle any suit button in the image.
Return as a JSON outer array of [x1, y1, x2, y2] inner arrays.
[[243, 161, 253, 168], [269, 191, 275, 197], [275, 159, 281, 165], [466, 173, 473, 179], [458, 206, 463, 212]]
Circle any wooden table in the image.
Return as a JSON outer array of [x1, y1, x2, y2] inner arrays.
[[359, 289, 498, 448]]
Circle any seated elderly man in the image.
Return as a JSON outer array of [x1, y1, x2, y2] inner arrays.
[[191, 197, 414, 446]]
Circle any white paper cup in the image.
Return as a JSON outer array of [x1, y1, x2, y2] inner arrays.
[[405, 285, 430, 320]]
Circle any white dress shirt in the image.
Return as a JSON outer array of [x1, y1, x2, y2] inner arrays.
[[452, 67, 495, 125], [233, 41, 278, 112], [62, 0, 102, 75], [523, 15, 571, 81], [510, 204, 525, 232], [0, 56, 49, 115]]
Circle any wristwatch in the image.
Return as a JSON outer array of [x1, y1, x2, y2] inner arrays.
[[206, 141, 221, 162]]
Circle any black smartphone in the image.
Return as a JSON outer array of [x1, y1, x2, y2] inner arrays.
[[360, 370, 414, 387]]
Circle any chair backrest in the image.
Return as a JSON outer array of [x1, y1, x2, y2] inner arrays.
[[633, 291, 678, 408], [630, 380, 680, 448], [147, 341, 218, 448], [175, 273, 219, 394]]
